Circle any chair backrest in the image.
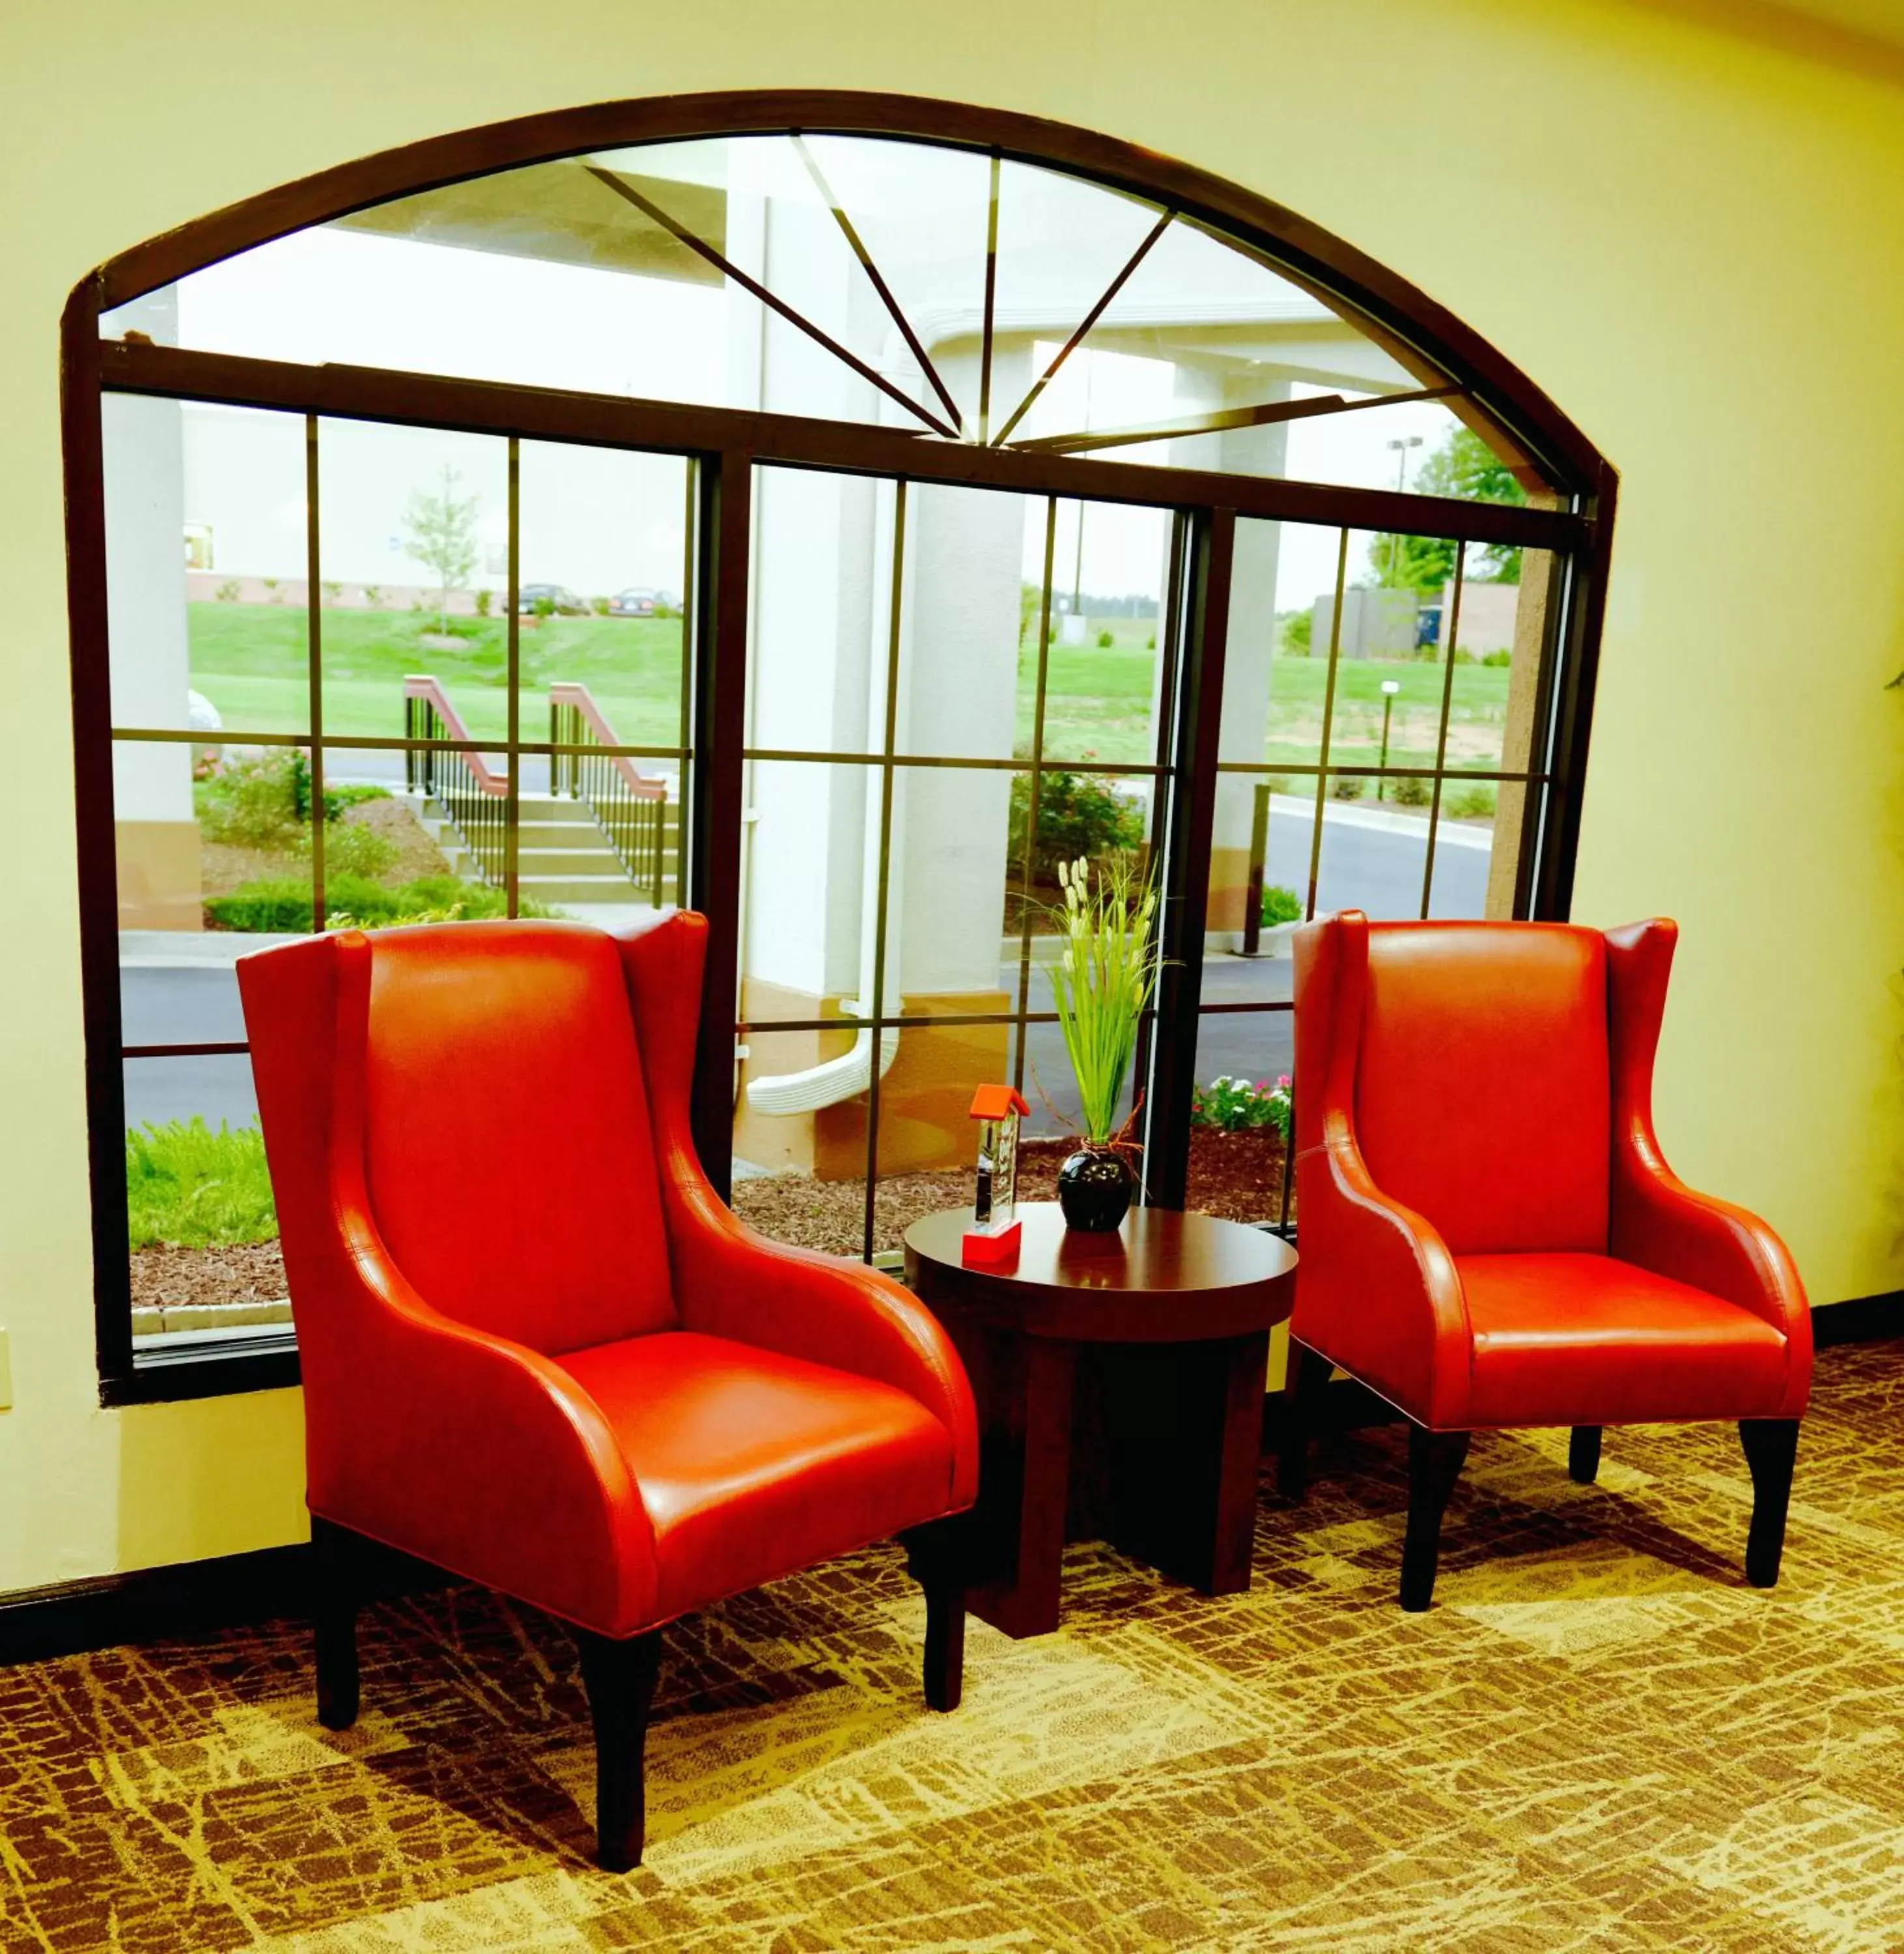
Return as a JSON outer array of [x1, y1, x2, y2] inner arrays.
[[356, 921, 677, 1352], [1351, 920, 1612, 1255]]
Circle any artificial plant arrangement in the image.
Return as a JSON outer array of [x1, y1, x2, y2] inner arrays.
[[1047, 854, 1164, 1231]]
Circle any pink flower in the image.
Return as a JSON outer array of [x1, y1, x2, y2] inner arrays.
[[1276, 1074, 1292, 1090]]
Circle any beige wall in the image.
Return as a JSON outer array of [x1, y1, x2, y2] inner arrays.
[[4, 0, 1903, 1593]]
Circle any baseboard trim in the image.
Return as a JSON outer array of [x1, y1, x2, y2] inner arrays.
[[1812, 1291, 1904, 1346], [0, 1535, 449, 1668]]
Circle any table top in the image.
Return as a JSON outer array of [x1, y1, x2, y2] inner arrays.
[[903, 1202, 1297, 1344]]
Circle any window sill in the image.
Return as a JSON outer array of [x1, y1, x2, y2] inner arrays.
[[101, 1324, 301, 1406]]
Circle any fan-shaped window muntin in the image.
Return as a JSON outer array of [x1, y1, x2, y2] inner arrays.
[[68, 95, 1612, 1400]]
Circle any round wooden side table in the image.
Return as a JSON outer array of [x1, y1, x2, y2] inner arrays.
[[903, 1202, 1298, 1638]]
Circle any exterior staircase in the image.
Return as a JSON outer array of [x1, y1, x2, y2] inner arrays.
[[400, 787, 681, 908]]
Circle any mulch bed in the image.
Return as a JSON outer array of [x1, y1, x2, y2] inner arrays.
[[130, 1130, 1289, 1312], [132, 1240, 288, 1310], [733, 1127, 1291, 1258]]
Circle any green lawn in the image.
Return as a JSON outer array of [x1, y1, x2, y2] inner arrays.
[[188, 604, 688, 748], [1016, 617, 1511, 769], [189, 602, 1510, 774]]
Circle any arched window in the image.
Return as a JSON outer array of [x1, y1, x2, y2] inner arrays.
[[66, 92, 1614, 1401]]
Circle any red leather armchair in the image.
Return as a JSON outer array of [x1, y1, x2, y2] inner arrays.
[[238, 913, 978, 1868], [1281, 912, 1811, 1610]]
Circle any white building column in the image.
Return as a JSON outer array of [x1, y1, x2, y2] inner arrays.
[[1171, 367, 1290, 933], [104, 289, 200, 929]]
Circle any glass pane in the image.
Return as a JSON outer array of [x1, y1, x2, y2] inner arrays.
[[1440, 547, 1553, 776], [746, 467, 900, 756], [124, 1053, 287, 1336], [900, 481, 1039, 764], [1425, 787, 1500, 921], [1186, 1012, 1294, 1226], [741, 759, 870, 1027], [1029, 500, 1172, 769], [1313, 774, 1430, 920], [867, 1015, 1016, 1259], [316, 418, 511, 741], [115, 739, 320, 940], [732, 1027, 869, 1260], [798, 134, 992, 433], [1202, 777, 1304, 1005], [518, 440, 691, 753], [105, 385, 309, 738]]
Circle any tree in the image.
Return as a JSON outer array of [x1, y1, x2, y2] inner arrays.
[[402, 464, 480, 632], [1369, 425, 1530, 592]]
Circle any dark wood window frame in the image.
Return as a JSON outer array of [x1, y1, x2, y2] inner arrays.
[[61, 90, 1616, 1406]]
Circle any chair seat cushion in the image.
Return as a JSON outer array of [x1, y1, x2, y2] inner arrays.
[[1457, 1253, 1795, 1428], [557, 1331, 957, 1623]]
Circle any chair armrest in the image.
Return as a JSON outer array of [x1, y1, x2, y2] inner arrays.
[[1293, 1135, 1476, 1430], [612, 910, 977, 1509], [1612, 1147, 1812, 1350], [662, 1177, 979, 1510], [306, 1206, 662, 1637]]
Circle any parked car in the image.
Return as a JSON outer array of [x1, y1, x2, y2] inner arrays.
[[516, 583, 588, 616], [608, 586, 678, 617]]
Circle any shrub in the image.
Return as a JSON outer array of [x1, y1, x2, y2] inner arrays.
[[1146, 632, 1156, 650], [322, 580, 342, 604], [214, 580, 240, 602], [1190, 1073, 1293, 1144], [1447, 784, 1497, 820], [362, 584, 383, 607], [1263, 773, 1294, 797], [125, 1118, 277, 1249], [1096, 628, 1114, 648], [198, 752, 388, 847], [1482, 648, 1512, 667], [313, 817, 398, 880], [197, 750, 304, 848], [262, 576, 282, 604], [475, 588, 493, 617], [1330, 774, 1366, 801], [1280, 609, 1311, 655], [205, 872, 563, 933], [1390, 774, 1432, 808], [1009, 769, 1146, 885], [592, 595, 612, 616], [1259, 883, 1302, 927]]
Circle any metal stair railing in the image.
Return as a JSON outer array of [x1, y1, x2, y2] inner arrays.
[[402, 675, 509, 886], [548, 682, 670, 903]]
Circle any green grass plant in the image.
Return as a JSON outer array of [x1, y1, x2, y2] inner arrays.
[[1047, 857, 1163, 1144], [126, 1118, 277, 1249], [204, 872, 565, 933]]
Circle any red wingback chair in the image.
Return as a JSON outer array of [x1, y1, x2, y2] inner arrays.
[[1281, 912, 1810, 1611], [238, 913, 978, 1869]]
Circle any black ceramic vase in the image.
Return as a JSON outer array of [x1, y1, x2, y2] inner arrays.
[[1056, 1147, 1134, 1232]]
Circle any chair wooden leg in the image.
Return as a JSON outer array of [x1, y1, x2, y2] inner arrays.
[[311, 1518, 360, 1732], [1279, 1341, 1334, 1503], [1568, 1425, 1603, 1486], [921, 1580, 967, 1714], [574, 1628, 663, 1872], [903, 1519, 968, 1712], [1400, 1425, 1470, 1613], [1739, 1419, 1800, 1589]]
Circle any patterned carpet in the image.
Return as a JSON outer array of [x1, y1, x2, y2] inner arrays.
[[5, 1342, 1902, 1953]]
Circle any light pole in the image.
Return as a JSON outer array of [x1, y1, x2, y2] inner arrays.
[[1377, 678, 1401, 799], [1382, 435, 1424, 589]]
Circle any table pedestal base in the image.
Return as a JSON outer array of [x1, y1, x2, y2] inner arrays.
[[947, 1324, 1271, 1639]]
